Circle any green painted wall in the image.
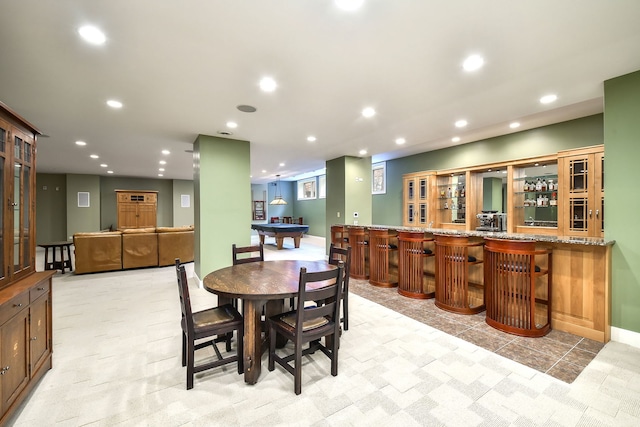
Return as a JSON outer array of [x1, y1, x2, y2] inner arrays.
[[66, 174, 101, 239], [345, 156, 372, 225], [266, 180, 294, 220], [604, 70, 640, 334], [194, 135, 250, 280], [100, 177, 173, 229], [172, 179, 194, 227], [35, 173, 67, 243], [292, 176, 326, 237], [373, 114, 604, 225], [326, 157, 347, 250]]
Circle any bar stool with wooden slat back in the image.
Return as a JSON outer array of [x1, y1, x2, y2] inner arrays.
[[483, 238, 552, 337], [368, 228, 398, 288], [347, 226, 369, 280], [397, 231, 436, 299], [330, 225, 349, 248], [270, 217, 280, 223], [282, 216, 293, 224], [434, 234, 485, 314], [296, 217, 304, 225]]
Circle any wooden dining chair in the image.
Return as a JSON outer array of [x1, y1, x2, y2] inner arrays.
[[232, 243, 264, 265], [329, 243, 352, 331], [268, 261, 344, 395], [175, 259, 244, 390]]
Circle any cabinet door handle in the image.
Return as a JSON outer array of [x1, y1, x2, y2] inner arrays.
[[13, 303, 22, 308], [31, 336, 37, 341], [589, 209, 593, 218], [37, 287, 45, 291], [596, 209, 599, 219]]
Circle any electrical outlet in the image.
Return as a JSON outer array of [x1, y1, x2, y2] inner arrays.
[[337, 212, 340, 218]]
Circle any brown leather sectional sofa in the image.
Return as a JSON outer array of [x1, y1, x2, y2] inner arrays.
[[73, 226, 194, 274]]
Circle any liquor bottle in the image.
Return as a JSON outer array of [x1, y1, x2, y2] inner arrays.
[[535, 178, 543, 191], [447, 187, 451, 198], [550, 192, 558, 206], [541, 180, 547, 191], [460, 186, 465, 197], [444, 201, 448, 209]]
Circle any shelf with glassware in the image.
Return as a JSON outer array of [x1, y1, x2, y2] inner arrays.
[[557, 145, 604, 238], [402, 171, 436, 227], [509, 158, 559, 235], [435, 171, 469, 230]]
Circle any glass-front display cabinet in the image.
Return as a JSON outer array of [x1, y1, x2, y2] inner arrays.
[[511, 159, 559, 235], [557, 145, 604, 237], [402, 171, 435, 227], [436, 171, 468, 229], [0, 102, 38, 289]]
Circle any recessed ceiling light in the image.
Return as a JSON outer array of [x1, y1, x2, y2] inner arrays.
[[75, 140, 86, 146], [100, 164, 108, 168], [159, 160, 166, 165], [237, 104, 257, 113], [106, 100, 122, 109], [90, 154, 99, 159], [158, 174, 163, 177], [510, 122, 521, 129], [395, 138, 406, 145], [335, 0, 365, 11], [359, 149, 367, 155], [262, 169, 267, 173], [455, 119, 468, 128], [78, 25, 106, 45], [226, 121, 238, 129], [107, 170, 114, 174], [462, 54, 484, 72], [161, 149, 170, 155], [259, 77, 277, 92], [279, 162, 285, 167], [362, 107, 376, 118], [540, 94, 558, 104], [452, 137, 461, 143], [159, 168, 165, 172], [307, 136, 317, 142]]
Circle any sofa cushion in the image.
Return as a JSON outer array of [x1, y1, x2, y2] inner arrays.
[[156, 225, 194, 233]]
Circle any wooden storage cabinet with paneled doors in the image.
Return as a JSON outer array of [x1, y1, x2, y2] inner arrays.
[[557, 145, 604, 237], [0, 102, 55, 424], [0, 272, 53, 424], [116, 190, 158, 230], [402, 171, 435, 227]]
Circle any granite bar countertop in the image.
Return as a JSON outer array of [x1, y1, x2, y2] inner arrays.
[[336, 224, 614, 246]]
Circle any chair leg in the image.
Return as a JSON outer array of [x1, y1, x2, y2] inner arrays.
[[186, 337, 195, 390], [294, 344, 302, 395], [268, 325, 276, 371], [331, 334, 339, 377], [225, 332, 232, 352], [343, 295, 349, 331], [181, 332, 187, 367]]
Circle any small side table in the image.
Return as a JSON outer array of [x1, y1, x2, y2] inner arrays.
[[38, 241, 73, 273]]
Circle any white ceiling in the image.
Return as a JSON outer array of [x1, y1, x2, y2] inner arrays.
[[1, 0, 639, 184]]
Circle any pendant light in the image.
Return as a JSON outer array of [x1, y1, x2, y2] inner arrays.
[[270, 174, 287, 205]]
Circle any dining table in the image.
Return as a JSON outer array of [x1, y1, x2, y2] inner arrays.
[[203, 259, 336, 384]]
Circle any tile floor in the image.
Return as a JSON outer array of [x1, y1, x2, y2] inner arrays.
[[8, 235, 640, 426]]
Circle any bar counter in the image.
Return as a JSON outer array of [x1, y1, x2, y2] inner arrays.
[[335, 224, 614, 342]]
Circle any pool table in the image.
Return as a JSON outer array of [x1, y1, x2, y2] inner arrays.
[[251, 223, 309, 249]]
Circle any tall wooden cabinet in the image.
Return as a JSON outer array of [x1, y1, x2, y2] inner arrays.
[[402, 171, 435, 227], [116, 190, 158, 229], [558, 145, 604, 237], [0, 102, 54, 425]]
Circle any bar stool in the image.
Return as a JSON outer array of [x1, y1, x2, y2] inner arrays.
[[434, 234, 485, 314], [368, 228, 398, 288], [484, 238, 552, 337], [348, 226, 368, 280], [397, 231, 435, 299], [330, 225, 349, 248]]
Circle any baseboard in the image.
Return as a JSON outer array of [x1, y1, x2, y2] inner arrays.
[[611, 326, 640, 349]]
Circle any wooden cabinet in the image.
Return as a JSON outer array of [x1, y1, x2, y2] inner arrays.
[[558, 145, 604, 237], [116, 190, 158, 229], [0, 103, 38, 289], [402, 171, 435, 227], [0, 272, 53, 424]]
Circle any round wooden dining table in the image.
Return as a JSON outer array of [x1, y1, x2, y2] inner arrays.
[[203, 259, 335, 384]]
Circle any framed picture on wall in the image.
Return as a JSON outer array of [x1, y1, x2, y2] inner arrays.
[[253, 201, 265, 220]]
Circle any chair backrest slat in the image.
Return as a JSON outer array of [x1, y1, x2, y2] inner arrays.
[[175, 258, 194, 330]]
